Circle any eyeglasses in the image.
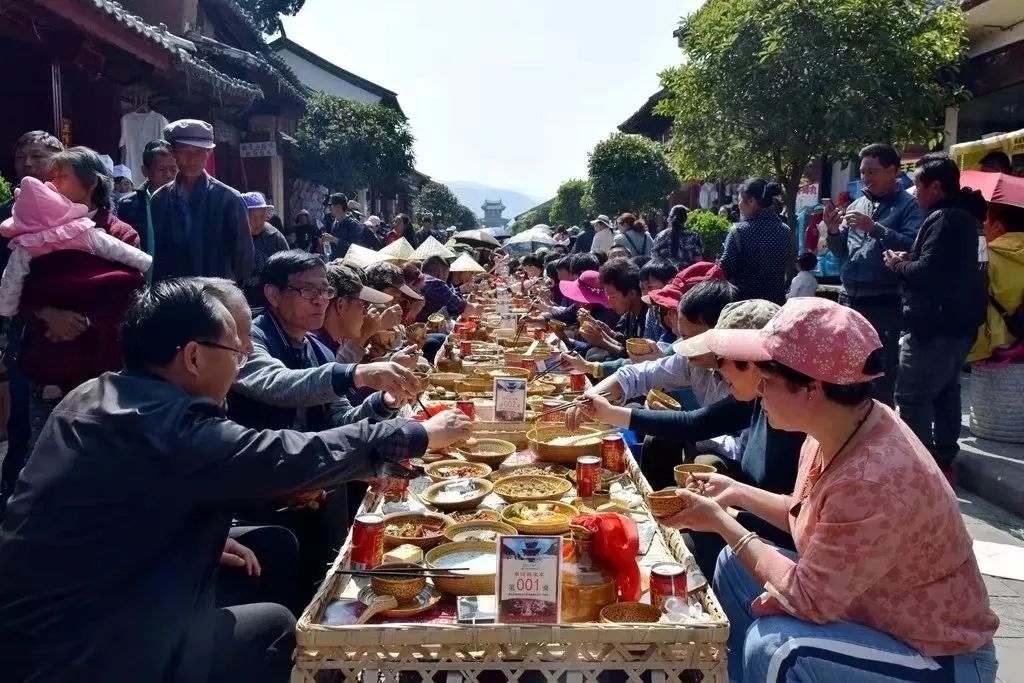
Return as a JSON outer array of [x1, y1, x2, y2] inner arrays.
[[195, 340, 249, 368], [281, 285, 336, 301]]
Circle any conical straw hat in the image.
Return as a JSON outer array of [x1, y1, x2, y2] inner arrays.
[[449, 252, 485, 273], [411, 235, 457, 261], [378, 237, 416, 260], [341, 243, 384, 269]]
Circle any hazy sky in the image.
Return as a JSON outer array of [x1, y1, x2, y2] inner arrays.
[[281, 0, 700, 199]]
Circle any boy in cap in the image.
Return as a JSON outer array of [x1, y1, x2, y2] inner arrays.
[[323, 192, 363, 260], [149, 119, 253, 285]]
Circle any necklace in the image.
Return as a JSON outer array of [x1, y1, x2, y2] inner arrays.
[[790, 401, 874, 518]]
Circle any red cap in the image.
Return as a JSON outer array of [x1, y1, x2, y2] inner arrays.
[[645, 261, 725, 308]]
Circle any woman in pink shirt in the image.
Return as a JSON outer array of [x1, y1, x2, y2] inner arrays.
[[662, 297, 999, 682]]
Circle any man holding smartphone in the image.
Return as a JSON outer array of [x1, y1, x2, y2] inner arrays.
[[824, 143, 923, 405]]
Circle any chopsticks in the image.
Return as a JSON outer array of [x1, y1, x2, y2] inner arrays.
[[339, 567, 468, 579], [531, 356, 571, 383], [531, 390, 612, 421]]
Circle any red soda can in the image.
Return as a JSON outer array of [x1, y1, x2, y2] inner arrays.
[[350, 513, 385, 570], [455, 400, 476, 419], [569, 371, 586, 392], [649, 562, 688, 611], [601, 434, 626, 473], [459, 340, 473, 356], [576, 456, 601, 498], [541, 399, 567, 423]]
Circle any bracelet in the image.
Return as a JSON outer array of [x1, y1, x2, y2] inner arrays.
[[731, 531, 758, 556], [590, 361, 603, 379]]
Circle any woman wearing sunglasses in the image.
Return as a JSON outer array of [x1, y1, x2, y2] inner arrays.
[[663, 297, 998, 683]]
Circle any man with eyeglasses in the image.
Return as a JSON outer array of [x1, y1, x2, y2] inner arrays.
[[226, 250, 422, 591], [0, 277, 471, 683]]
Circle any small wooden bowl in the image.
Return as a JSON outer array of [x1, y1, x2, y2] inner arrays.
[[526, 381, 558, 397], [547, 320, 567, 333], [646, 488, 688, 519], [424, 460, 493, 483], [453, 438, 517, 466], [501, 501, 578, 535], [370, 563, 427, 602], [448, 509, 501, 524], [472, 366, 531, 380], [455, 377, 493, 395], [626, 338, 653, 355], [646, 388, 681, 411], [425, 540, 497, 595], [600, 602, 662, 624], [673, 463, 716, 487]]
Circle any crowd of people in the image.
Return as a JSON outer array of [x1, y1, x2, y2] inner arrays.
[[0, 121, 1015, 682]]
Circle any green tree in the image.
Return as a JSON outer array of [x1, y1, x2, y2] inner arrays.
[[686, 210, 732, 260], [236, 0, 306, 34], [296, 92, 415, 196], [533, 202, 553, 227], [514, 211, 538, 233], [454, 204, 480, 230], [549, 179, 594, 227], [414, 181, 462, 226], [0, 174, 10, 206], [587, 133, 679, 216], [658, 0, 967, 227]]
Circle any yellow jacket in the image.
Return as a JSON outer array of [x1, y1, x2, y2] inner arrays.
[[969, 232, 1024, 362]]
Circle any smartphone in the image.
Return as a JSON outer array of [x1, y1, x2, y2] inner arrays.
[[822, 198, 834, 212]]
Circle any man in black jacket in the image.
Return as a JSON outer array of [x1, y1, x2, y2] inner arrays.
[[116, 139, 179, 277], [885, 153, 988, 472], [0, 278, 469, 683]]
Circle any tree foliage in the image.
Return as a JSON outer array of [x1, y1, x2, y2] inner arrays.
[[686, 210, 732, 260], [454, 204, 480, 230], [549, 179, 594, 227], [414, 181, 463, 226], [236, 0, 306, 34], [296, 92, 415, 196], [657, 0, 967, 225], [0, 173, 10, 206], [587, 134, 679, 216]]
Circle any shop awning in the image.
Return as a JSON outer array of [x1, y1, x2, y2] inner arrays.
[[951, 128, 1024, 170]]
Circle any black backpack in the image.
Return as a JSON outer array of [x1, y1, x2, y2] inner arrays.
[[990, 295, 1024, 340]]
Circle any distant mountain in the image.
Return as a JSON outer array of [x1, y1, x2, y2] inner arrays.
[[444, 181, 545, 220]]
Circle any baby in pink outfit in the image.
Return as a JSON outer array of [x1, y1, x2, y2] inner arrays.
[[0, 176, 151, 316]]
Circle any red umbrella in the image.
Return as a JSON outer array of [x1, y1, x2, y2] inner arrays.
[[961, 170, 1024, 209]]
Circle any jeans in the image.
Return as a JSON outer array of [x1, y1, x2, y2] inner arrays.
[[714, 546, 998, 682], [423, 332, 447, 366], [895, 334, 974, 469], [840, 294, 902, 406]]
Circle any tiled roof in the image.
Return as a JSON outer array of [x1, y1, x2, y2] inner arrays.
[[77, 0, 183, 54]]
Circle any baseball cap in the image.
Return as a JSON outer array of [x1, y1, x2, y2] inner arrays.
[[673, 299, 780, 358], [163, 119, 216, 149], [702, 297, 883, 384], [347, 199, 363, 216], [644, 261, 725, 307], [591, 214, 611, 229], [559, 270, 610, 307], [241, 191, 272, 211], [327, 262, 393, 305], [112, 165, 132, 182]]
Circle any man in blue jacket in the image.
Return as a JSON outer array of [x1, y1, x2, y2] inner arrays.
[[825, 143, 923, 405]]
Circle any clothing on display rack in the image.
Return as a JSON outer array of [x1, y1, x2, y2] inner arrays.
[[119, 110, 170, 186]]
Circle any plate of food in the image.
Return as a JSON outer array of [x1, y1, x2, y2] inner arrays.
[[452, 438, 517, 466], [492, 462, 570, 480], [448, 508, 501, 524], [423, 460, 493, 482], [492, 475, 573, 503], [420, 478, 494, 512], [501, 501, 578, 535], [443, 520, 518, 543], [382, 511, 452, 549]]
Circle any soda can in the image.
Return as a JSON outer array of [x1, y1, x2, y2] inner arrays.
[[351, 513, 385, 570], [649, 562, 688, 611], [601, 434, 626, 473], [576, 456, 601, 498], [533, 328, 545, 341], [459, 340, 473, 356], [569, 371, 586, 392], [455, 400, 476, 420], [541, 399, 567, 423]]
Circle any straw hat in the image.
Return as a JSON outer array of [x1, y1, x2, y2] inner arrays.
[[342, 243, 384, 269], [378, 237, 416, 261], [449, 252, 485, 273], [411, 235, 457, 261]]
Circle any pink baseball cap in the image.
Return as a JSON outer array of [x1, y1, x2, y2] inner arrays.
[[559, 270, 610, 307], [703, 297, 883, 384]]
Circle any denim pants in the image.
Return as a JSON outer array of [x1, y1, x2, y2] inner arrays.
[[839, 294, 902, 407], [895, 334, 974, 469], [714, 546, 998, 682]]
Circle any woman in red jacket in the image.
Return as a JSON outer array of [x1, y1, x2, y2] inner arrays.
[[19, 147, 145, 447]]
